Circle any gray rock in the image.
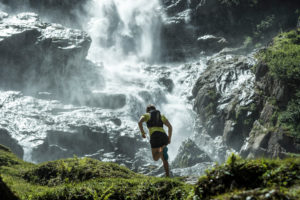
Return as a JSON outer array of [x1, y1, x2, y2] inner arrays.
[[0, 0, 87, 28], [158, 77, 174, 93], [32, 125, 114, 162], [192, 54, 258, 151], [172, 139, 211, 168], [240, 121, 300, 159], [0, 12, 101, 104], [0, 128, 24, 159], [197, 35, 228, 53]]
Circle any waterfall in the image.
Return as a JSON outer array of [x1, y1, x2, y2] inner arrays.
[[83, 0, 200, 161]]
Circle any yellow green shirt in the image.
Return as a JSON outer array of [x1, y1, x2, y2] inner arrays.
[[142, 113, 167, 136]]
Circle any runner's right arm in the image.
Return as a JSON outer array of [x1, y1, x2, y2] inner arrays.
[[163, 119, 172, 144], [138, 116, 146, 138]]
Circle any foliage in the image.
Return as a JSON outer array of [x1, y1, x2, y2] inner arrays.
[[254, 15, 275, 39], [0, 145, 192, 200], [278, 90, 300, 137], [193, 154, 300, 200], [257, 29, 300, 138], [257, 29, 300, 85]]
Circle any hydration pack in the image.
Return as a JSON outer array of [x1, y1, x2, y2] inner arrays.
[[146, 110, 163, 128]]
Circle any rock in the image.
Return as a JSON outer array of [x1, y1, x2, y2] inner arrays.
[[192, 54, 258, 149], [158, 77, 174, 93], [240, 121, 300, 159], [0, 12, 97, 102], [160, 0, 299, 61], [197, 35, 228, 54], [0, 0, 87, 28], [0, 128, 24, 159], [160, 14, 197, 61], [32, 125, 114, 162], [172, 139, 211, 168]]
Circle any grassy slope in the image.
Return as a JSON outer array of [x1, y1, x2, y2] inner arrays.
[[0, 144, 192, 200], [0, 144, 299, 200]]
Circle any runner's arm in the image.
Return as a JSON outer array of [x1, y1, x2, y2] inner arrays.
[[163, 119, 172, 144], [138, 116, 146, 138]]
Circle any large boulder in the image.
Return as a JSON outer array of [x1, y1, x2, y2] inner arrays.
[[240, 121, 300, 159], [172, 139, 211, 168], [0, 12, 103, 104], [31, 125, 114, 163], [192, 54, 260, 151]]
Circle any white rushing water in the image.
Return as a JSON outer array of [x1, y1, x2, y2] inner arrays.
[[83, 0, 203, 160]]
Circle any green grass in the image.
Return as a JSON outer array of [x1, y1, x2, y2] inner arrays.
[[1, 145, 299, 200], [0, 145, 192, 200], [193, 154, 300, 200]]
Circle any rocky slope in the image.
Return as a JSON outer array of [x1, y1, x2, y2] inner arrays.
[[191, 29, 300, 160], [0, 145, 299, 200]]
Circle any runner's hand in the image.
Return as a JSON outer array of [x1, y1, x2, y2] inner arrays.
[[142, 132, 146, 138]]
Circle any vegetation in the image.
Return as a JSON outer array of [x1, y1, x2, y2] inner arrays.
[[1, 145, 299, 199], [0, 145, 192, 200], [194, 154, 300, 200], [258, 29, 300, 85], [257, 29, 300, 138]]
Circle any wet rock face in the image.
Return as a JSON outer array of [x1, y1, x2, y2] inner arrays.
[[172, 139, 211, 168], [240, 121, 300, 159], [0, 129, 23, 159], [192, 54, 259, 151], [160, 0, 299, 61], [239, 61, 300, 159], [32, 126, 114, 162], [0, 0, 87, 28], [0, 12, 106, 106]]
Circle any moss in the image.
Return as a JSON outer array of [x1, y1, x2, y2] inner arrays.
[[1, 146, 300, 200], [203, 88, 219, 118], [193, 154, 300, 199], [23, 157, 139, 186], [0, 145, 192, 200]]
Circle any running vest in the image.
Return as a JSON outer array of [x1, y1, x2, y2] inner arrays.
[[146, 110, 163, 128]]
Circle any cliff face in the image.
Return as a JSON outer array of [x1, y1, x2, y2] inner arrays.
[[191, 29, 300, 159], [160, 0, 300, 61], [240, 29, 300, 158]]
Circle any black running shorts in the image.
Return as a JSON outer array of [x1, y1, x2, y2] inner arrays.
[[150, 131, 169, 148]]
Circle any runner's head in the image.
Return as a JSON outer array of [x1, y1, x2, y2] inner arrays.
[[146, 104, 156, 113]]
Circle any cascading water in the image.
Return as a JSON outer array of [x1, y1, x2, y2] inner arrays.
[[0, 0, 231, 176], [83, 0, 201, 161]]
